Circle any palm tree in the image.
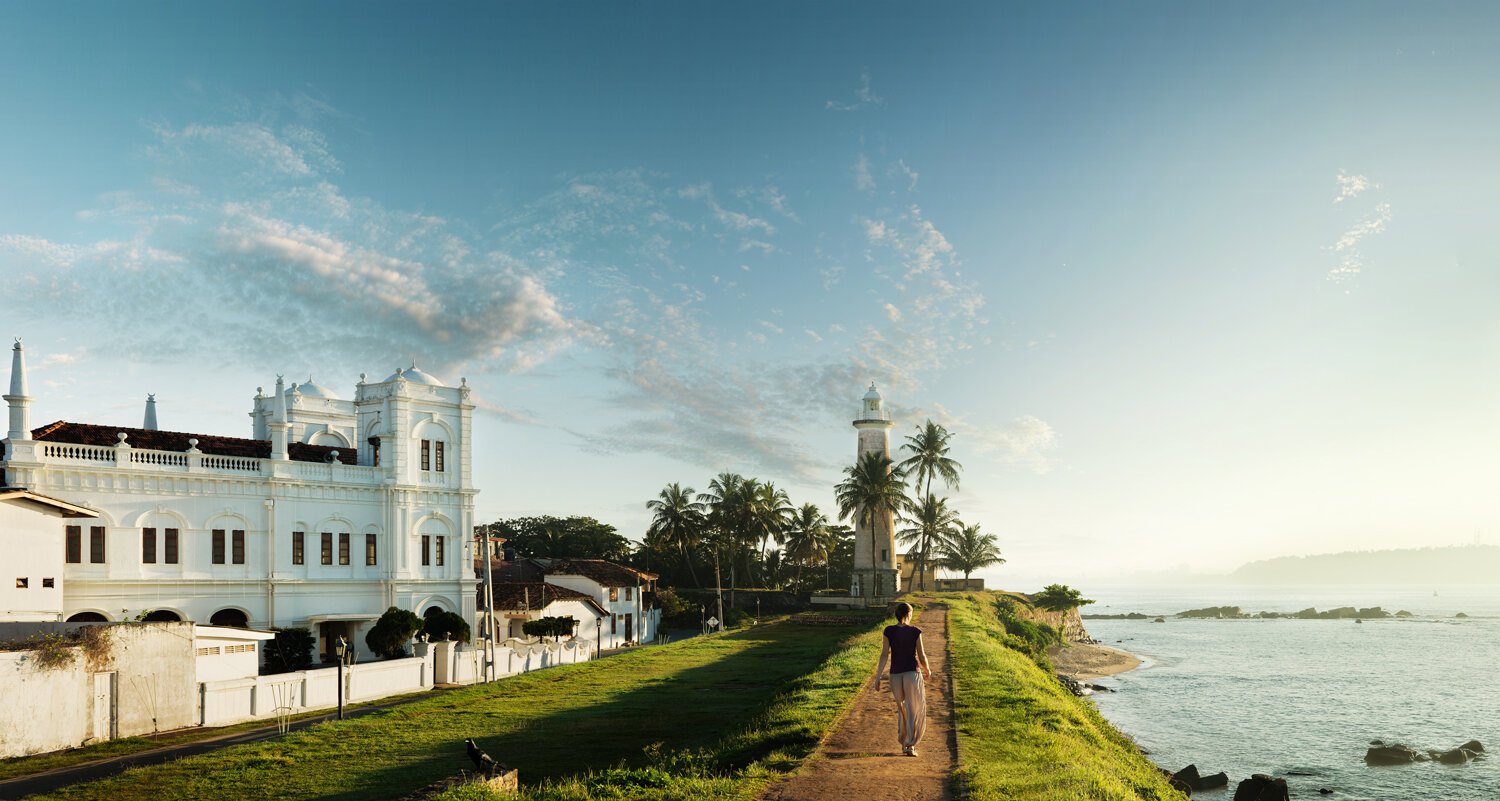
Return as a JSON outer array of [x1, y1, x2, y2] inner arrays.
[[897, 494, 962, 591], [699, 473, 754, 603], [835, 451, 908, 599], [897, 420, 962, 587], [645, 483, 706, 587], [784, 503, 831, 591], [749, 482, 794, 586], [940, 523, 1005, 581]]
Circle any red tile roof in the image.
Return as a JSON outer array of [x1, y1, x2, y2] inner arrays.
[[32, 421, 342, 464], [482, 581, 607, 617], [546, 558, 657, 586]]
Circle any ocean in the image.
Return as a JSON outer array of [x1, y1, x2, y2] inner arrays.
[[1082, 585, 1500, 801]]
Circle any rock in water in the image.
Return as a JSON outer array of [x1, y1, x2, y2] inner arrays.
[[1233, 774, 1289, 801], [1365, 744, 1421, 765], [1437, 747, 1474, 765], [1172, 765, 1201, 787], [1460, 739, 1485, 753], [1196, 772, 1229, 790]]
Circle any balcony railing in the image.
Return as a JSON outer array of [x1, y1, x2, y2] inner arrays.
[[32, 442, 385, 483]]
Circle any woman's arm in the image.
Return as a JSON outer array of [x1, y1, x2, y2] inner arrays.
[[871, 633, 891, 690], [915, 631, 931, 679]]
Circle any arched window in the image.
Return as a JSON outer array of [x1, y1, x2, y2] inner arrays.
[[66, 611, 108, 623], [210, 608, 249, 628], [143, 609, 183, 622]]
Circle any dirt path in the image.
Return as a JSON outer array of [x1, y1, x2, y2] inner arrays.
[[761, 604, 955, 801]]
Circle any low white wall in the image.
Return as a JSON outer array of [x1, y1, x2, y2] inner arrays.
[[199, 651, 434, 727], [0, 649, 89, 758]]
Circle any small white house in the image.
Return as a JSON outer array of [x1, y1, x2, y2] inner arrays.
[[485, 558, 661, 649], [480, 581, 608, 642], [193, 625, 277, 683], [0, 487, 97, 622]]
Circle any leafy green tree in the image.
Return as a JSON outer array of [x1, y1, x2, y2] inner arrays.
[[263, 627, 315, 674], [646, 482, 706, 586], [835, 451, 908, 599], [1032, 583, 1095, 612], [487, 516, 631, 560], [897, 421, 962, 586], [898, 494, 963, 591], [366, 607, 423, 659], [521, 615, 577, 642], [423, 610, 471, 644], [940, 523, 1005, 581]]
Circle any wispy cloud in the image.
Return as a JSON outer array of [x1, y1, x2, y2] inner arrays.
[[1333, 171, 1375, 204], [853, 154, 876, 191], [1, 111, 577, 374], [1327, 172, 1392, 283], [826, 70, 884, 112]]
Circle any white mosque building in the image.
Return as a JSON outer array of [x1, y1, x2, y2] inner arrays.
[[0, 340, 477, 662]]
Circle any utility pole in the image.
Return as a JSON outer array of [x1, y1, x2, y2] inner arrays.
[[714, 549, 724, 632], [480, 528, 497, 682]]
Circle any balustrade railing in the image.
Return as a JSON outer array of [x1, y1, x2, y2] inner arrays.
[[40, 443, 116, 463]]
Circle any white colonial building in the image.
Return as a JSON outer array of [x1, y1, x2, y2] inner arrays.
[[0, 340, 478, 662]]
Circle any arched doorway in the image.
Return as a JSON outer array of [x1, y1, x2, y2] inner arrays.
[[209, 608, 249, 628], [142, 610, 182, 622], [66, 611, 108, 623]]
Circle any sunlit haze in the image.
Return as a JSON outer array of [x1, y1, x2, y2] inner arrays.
[[2, 2, 1496, 587]]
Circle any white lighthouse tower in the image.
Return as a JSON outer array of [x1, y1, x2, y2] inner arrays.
[[851, 382, 899, 601]]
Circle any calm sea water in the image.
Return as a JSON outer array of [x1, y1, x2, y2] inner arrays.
[[1083, 585, 1500, 801]]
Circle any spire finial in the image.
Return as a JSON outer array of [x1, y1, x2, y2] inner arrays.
[[143, 393, 159, 430]]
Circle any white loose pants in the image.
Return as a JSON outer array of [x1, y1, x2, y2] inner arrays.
[[889, 670, 926, 748]]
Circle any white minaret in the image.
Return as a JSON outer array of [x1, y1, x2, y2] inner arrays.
[[269, 374, 289, 460], [851, 382, 899, 601], [143, 393, 159, 430], [5, 338, 31, 441]]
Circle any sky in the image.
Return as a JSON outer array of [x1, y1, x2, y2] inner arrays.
[[1, 2, 1496, 587]]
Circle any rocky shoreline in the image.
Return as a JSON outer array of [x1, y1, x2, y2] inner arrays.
[[1085, 605, 1474, 621]]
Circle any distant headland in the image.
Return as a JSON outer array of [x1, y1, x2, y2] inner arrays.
[[1228, 544, 1500, 584]]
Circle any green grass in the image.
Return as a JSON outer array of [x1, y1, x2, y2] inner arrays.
[[942, 593, 1185, 801], [433, 612, 888, 801], [27, 616, 883, 801], [0, 691, 432, 782]]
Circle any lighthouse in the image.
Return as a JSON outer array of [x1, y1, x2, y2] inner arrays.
[[851, 383, 899, 601]]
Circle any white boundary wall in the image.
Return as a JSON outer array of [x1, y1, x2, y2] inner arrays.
[[198, 635, 597, 727]]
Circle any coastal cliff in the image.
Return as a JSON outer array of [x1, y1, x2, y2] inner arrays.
[[945, 592, 1183, 800]]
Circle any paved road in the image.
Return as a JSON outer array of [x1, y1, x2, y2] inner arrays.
[[0, 696, 412, 801]]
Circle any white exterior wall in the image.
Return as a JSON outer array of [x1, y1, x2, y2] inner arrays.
[[0, 623, 197, 758], [0, 501, 68, 621], [193, 626, 275, 683], [546, 575, 660, 648], [0, 370, 479, 662]]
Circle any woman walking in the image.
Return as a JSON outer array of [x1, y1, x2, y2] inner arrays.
[[871, 601, 932, 756]]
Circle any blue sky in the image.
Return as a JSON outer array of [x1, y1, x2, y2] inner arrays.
[[2, 2, 1497, 585]]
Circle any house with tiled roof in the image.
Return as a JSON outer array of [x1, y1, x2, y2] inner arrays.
[[478, 556, 661, 648], [478, 580, 609, 641], [0, 340, 477, 664]]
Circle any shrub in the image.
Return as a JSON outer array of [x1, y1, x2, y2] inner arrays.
[[522, 615, 577, 641], [1032, 584, 1095, 612], [723, 608, 752, 628], [656, 588, 697, 625], [995, 598, 1061, 661], [424, 610, 472, 644], [366, 607, 423, 658], [28, 633, 77, 671], [263, 627, 315, 673]]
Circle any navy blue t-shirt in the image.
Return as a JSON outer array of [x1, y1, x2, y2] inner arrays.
[[884, 624, 922, 674]]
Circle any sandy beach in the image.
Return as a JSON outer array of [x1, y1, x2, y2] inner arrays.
[[1047, 641, 1142, 681]]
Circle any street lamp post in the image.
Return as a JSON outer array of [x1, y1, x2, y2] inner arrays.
[[756, 597, 761, 625], [335, 636, 348, 720], [595, 619, 602, 659]]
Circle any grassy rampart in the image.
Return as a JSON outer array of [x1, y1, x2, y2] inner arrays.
[[941, 592, 1183, 800], [27, 615, 884, 801]]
